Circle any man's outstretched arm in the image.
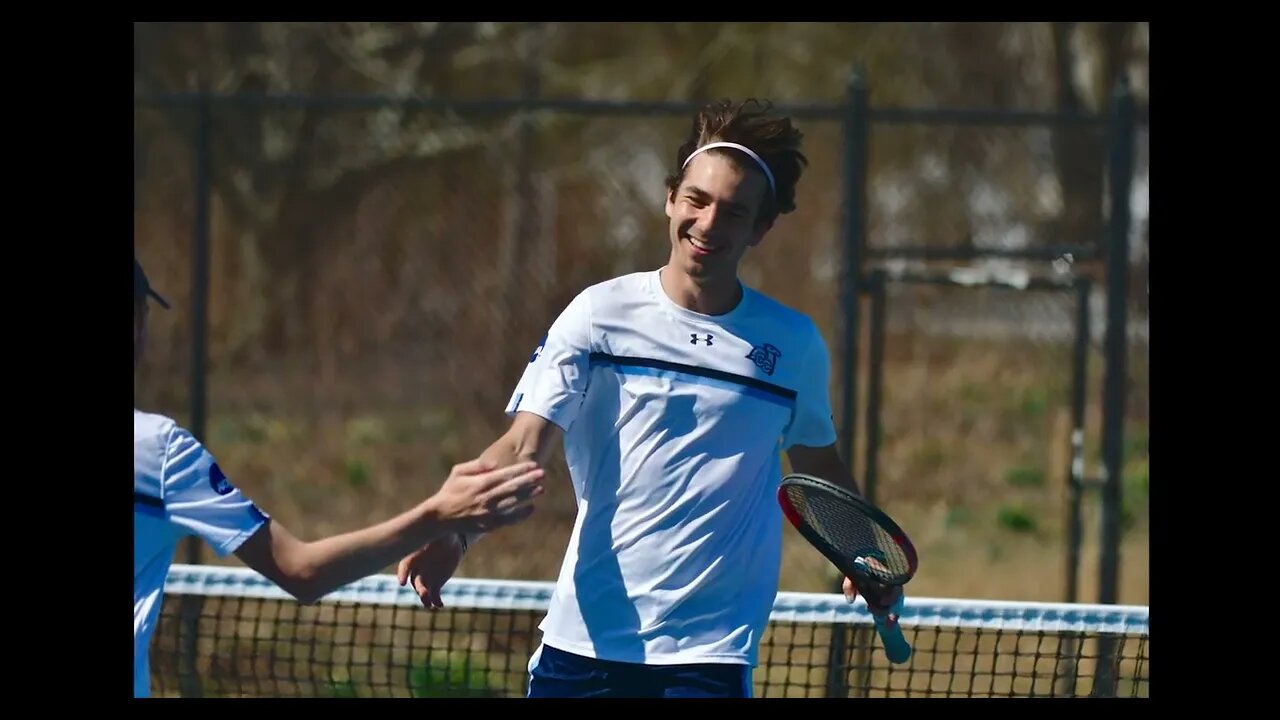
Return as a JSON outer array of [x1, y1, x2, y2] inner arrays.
[[157, 423, 544, 606], [234, 457, 545, 604]]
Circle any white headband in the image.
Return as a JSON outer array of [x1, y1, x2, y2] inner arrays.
[[681, 142, 776, 196]]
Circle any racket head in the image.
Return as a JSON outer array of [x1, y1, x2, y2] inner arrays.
[[777, 473, 918, 586]]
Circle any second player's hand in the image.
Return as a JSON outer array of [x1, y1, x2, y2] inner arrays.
[[397, 535, 465, 610]]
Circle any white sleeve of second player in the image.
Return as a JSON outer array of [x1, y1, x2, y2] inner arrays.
[[782, 323, 839, 450], [162, 426, 269, 557], [504, 289, 593, 432]]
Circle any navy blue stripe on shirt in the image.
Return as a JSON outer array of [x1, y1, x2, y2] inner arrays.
[[589, 352, 796, 402], [134, 491, 163, 508], [134, 491, 165, 517]]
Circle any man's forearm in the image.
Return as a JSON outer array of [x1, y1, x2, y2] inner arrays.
[[464, 414, 558, 548], [789, 444, 864, 498], [479, 432, 537, 467], [821, 463, 863, 497], [290, 498, 451, 601]]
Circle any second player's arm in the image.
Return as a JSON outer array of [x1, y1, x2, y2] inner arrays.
[[786, 442, 903, 610], [460, 411, 563, 548], [786, 443, 863, 497], [785, 324, 863, 500], [479, 411, 564, 470]]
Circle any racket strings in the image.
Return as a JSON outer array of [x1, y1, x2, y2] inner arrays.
[[783, 487, 912, 582]]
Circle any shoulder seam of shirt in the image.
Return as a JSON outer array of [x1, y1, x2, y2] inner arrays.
[[158, 420, 178, 505], [802, 317, 823, 389], [585, 284, 596, 354]]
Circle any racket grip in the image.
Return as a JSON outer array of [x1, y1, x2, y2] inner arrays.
[[873, 614, 912, 664]]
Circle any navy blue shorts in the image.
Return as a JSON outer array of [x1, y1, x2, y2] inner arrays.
[[526, 643, 753, 698]]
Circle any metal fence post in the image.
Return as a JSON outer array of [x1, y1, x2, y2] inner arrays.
[[178, 87, 213, 699], [1093, 74, 1135, 697], [1057, 277, 1091, 696], [1098, 75, 1135, 607], [863, 269, 887, 509], [838, 67, 870, 491], [851, 268, 887, 699], [827, 66, 871, 700]]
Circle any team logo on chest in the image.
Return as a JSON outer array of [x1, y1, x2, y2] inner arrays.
[[209, 463, 234, 495], [746, 343, 782, 375]]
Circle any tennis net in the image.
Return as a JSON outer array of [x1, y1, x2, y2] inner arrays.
[[149, 563, 1148, 698]]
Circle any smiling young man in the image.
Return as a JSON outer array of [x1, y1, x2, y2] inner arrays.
[[396, 99, 901, 698]]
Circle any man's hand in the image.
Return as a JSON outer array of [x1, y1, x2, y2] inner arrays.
[[429, 458, 545, 534], [842, 556, 905, 621], [842, 575, 904, 617], [397, 535, 465, 610]]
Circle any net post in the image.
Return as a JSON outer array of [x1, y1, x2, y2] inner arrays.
[[1064, 278, 1091, 606], [844, 268, 888, 698], [1056, 278, 1091, 696]]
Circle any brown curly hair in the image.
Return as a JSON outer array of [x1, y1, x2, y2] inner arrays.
[[664, 98, 808, 226]]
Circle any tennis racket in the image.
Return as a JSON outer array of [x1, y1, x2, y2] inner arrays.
[[777, 473, 919, 664]]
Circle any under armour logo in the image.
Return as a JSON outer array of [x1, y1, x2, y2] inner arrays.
[[746, 343, 782, 375], [690, 333, 714, 346]]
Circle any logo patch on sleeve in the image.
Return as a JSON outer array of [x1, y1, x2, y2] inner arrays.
[[529, 333, 548, 364], [209, 463, 234, 495]]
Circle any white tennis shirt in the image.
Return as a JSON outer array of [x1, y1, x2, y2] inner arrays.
[[134, 410, 268, 697], [506, 268, 838, 666]]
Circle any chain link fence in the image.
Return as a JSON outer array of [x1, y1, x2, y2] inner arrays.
[[135, 79, 1147, 603]]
